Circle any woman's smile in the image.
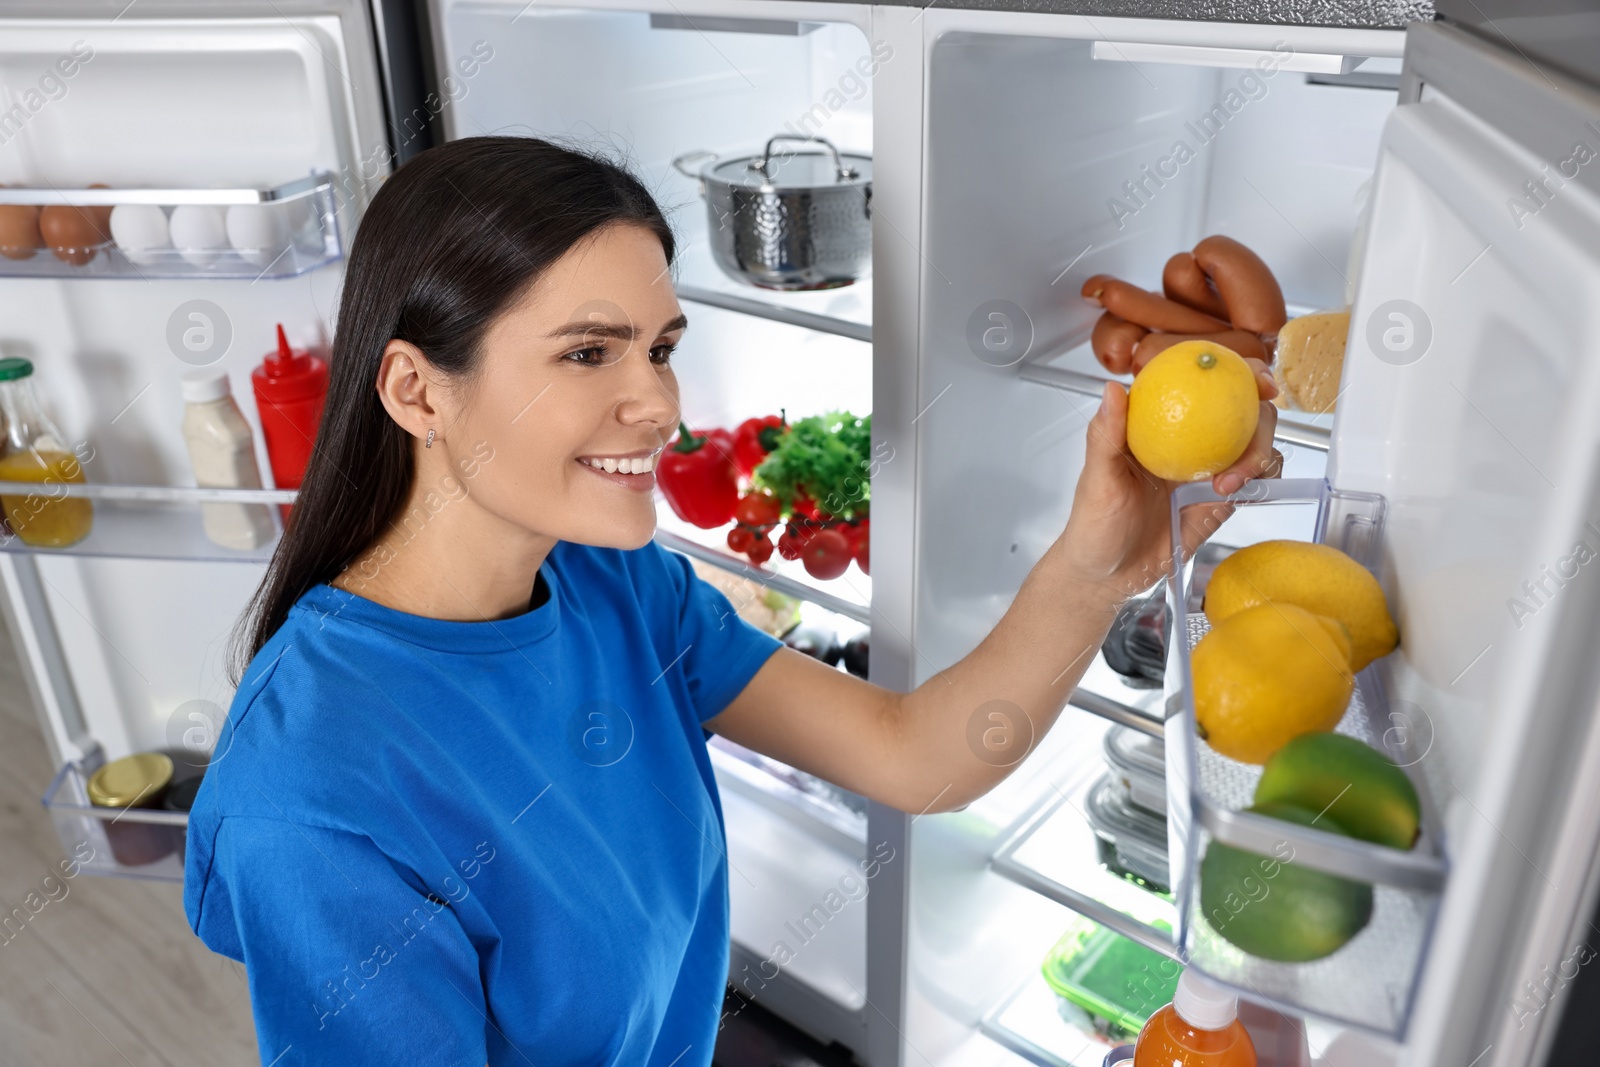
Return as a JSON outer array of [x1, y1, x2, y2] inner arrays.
[[576, 447, 661, 490]]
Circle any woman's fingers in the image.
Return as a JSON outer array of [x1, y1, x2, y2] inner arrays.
[[1086, 381, 1130, 464], [1211, 399, 1281, 496], [1243, 357, 1279, 402]]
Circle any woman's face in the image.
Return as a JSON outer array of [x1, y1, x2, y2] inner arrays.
[[443, 222, 685, 550]]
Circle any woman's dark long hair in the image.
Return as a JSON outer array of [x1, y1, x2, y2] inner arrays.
[[229, 136, 675, 683]]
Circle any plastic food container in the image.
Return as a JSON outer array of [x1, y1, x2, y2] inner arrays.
[[1103, 1048, 1136, 1067], [1103, 726, 1166, 816], [1041, 914, 1183, 1042], [1085, 773, 1171, 895]]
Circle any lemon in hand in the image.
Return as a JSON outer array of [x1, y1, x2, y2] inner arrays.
[[1192, 602, 1355, 764], [1205, 540, 1398, 671], [1127, 340, 1260, 482]]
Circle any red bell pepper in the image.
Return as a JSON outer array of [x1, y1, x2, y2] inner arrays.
[[658, 422, 739, 529], [733, 411, 787, 478]]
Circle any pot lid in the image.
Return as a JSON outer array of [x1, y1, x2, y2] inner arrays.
[[710, 140, 872, 190]]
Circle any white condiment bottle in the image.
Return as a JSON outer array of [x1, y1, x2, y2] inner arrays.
[[180, 369, 275, 550]]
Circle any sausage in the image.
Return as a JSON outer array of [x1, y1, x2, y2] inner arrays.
[[1082, 275, 1232, 335], [1132, 330, 1270, 373], [1090, 312, 1148, 375], [1193, 236, 1287, 337], [1162, 252, 1230, 320]]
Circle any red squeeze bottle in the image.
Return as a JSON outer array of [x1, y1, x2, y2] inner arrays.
[[251, 324, 328, 522]]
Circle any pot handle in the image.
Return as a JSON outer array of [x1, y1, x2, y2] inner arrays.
[[671, 150, 718, 180], [752, 135, 859, 182]]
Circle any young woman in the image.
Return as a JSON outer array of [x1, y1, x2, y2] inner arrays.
[[184, 136, 1278, 1066]]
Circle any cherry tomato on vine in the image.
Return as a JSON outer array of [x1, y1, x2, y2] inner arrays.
[[727, 526, 754, 553], [800, 528, 852, 581], [734, 492, 782, 528], [747, 536, 774, 564]]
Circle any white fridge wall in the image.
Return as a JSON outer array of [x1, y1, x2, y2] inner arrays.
[[0, 14, 378, 762], [1328, 70, 1600, 1064]]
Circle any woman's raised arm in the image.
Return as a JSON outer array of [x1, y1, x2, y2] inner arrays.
[[705, 373, 1279, 814]]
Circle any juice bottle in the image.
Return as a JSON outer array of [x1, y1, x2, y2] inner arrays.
[[1133, 969, 1257, 1066], [0, 357, 92, 548]]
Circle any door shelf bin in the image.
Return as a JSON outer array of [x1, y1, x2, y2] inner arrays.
[[1164, 477, 1448, 1038], [0, 481, 292, 564], [42, 761, 189, 883], [0, 172, 342, 280]]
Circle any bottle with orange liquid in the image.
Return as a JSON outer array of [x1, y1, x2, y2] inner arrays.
[[0, 358, 92, 548], [1133, 969, 1257, 1067]]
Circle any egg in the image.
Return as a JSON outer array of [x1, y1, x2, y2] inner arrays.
[[0, 187, 42, 261], [40, 184, 113, 266], [225, 203, 292, 267], [168, 204, 229, 266], [109, 204, 172, 265]]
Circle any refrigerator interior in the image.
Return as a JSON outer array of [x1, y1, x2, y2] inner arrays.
[[903, 27, 1408, 1066]]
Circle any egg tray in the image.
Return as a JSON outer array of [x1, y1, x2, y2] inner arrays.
[[1162, 477, 1448, 1038], [0, 171, 341, 280]]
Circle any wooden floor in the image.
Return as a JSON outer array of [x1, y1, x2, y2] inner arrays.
[[0, 611, 259, 1066]]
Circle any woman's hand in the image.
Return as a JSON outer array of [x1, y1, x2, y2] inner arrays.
[[1055, 358, 1282, 601]]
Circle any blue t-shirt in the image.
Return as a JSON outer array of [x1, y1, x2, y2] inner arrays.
[[183, 540, 782, 1067]]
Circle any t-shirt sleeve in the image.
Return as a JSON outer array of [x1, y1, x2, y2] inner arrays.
[[651, 545, 784, 722], [187, 816, 488, 1067]]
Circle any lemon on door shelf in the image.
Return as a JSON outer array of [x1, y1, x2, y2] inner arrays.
[[1205, 540, 1399, 671], [1191, 602, 1354, 764]]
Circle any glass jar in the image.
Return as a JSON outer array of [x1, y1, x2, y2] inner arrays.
[[0, 357, 92, 547], [86, 752, 177, 866]]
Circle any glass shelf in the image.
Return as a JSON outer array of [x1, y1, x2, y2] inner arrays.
[[981, 958, 1140, 1067], [0, 172, 341, 280], [673, 235, 872, 344], [992, 770, 1179, 962], [1015, 307, 1337, 454], [0, 482, 876, 627], [654, 507, 871, 625], [0, 481, 291, 564]]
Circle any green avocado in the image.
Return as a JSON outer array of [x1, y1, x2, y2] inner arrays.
[[1199, 801, 1374, 963], [1254, 732, 1421, 850]]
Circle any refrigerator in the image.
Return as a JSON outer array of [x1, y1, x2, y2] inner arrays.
[[2, 1, 1598, 1065]]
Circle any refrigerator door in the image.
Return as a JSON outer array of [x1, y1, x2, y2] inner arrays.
[[0, 0, 392, 764], [1327, 20, 1600, 1066]]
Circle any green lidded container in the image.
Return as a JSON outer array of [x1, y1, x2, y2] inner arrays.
[[1040, 914, 1182, 1042]]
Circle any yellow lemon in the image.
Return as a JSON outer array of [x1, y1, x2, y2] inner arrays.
[[1192, 602, 1354, 764], [1127, 340, 1260, 482], [1205, 540, 1399, 671]]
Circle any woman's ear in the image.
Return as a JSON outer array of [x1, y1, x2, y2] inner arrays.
[[375, 339, 443, 445]]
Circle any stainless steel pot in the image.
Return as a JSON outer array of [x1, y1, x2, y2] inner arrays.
[[673, 135, 872, 291]]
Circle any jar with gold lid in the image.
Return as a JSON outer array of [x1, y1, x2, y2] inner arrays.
[[87, 752, 176, 866]]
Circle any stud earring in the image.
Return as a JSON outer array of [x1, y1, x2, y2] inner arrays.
[[424, 428, 435, 449]]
